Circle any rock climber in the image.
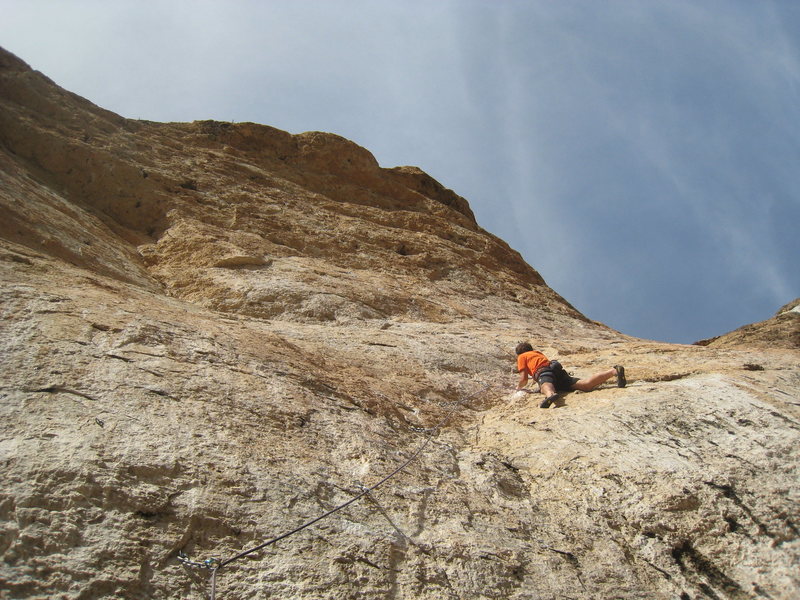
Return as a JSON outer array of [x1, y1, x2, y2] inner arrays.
[[515, 342, 626, 408]]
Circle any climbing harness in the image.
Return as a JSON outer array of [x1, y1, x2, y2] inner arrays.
[[178, 381, 490, 599]]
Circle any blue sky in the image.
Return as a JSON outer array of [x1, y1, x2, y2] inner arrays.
[[2, 0, 798, 343]]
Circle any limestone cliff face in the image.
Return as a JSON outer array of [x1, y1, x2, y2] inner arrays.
[[696, 299, 800, 350], [1, 47, 798, 600]]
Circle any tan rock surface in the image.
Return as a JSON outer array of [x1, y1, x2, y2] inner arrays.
[[1, 47, 798, 599], [696, 298, 800, 350]]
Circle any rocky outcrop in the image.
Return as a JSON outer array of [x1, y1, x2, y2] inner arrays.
[[696, 298, 800, 350], [1, 47, 798, 599]]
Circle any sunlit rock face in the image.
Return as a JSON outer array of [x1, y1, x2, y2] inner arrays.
[[695, 298, 800, 350], [1, 46, 798, 600]]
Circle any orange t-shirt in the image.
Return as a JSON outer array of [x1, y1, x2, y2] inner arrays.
[[517, 350, 550, 376]]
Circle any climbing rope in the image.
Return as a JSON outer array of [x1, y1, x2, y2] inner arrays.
[[178, 381, 490, 599]]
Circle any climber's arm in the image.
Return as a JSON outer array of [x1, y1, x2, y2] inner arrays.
[[517, 370, 529, 390]]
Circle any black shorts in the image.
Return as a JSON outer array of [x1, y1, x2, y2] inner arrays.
[[536, 361, 579, 392]]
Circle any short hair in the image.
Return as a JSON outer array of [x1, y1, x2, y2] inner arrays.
[[515, 342, 533, 355]]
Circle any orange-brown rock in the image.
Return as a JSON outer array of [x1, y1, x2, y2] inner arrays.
[[1, 47, 798, 599], [696, 298, 799, 349]]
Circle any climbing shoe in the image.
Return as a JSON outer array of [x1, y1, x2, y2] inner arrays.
[[539, 394, 559, 408], [615, 365, 626, 388]]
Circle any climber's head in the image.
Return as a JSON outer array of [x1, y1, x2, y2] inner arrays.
[[515, 342, 533, 356]]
